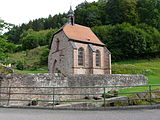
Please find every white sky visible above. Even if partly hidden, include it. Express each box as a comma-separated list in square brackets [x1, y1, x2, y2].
[0, 0, 97, 25]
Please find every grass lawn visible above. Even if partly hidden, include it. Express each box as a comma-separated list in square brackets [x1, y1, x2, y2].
[14, 65, 48, 74]
[112, 58, 160, 93]
[15, 69, 48, 74]
[112, 58, 160, 84]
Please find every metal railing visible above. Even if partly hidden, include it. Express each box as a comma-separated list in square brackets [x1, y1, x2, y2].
[0, 85, 160, 108]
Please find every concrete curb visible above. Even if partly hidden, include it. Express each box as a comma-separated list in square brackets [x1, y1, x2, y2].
[0, 104, 160, 111]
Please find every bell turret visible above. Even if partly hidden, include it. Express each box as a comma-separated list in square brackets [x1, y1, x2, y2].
[67, 6, 74, 25]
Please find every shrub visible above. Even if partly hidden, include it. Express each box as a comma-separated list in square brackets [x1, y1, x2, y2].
[16, 60, 26, 70]
[40, 47, 49, 65]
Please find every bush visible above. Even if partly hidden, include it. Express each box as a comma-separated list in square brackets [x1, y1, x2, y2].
[21, 29, 57, 50]
[0, 37, 17, 60]
[16, 60, 26, 70]
[92, 23, 160, 61]
[40, 47, 49, 65]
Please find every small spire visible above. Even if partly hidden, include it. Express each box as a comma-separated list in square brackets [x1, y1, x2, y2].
[69, 6, 74, 14]
[67, 6, 74, 25]
[84, 0, 88, 3]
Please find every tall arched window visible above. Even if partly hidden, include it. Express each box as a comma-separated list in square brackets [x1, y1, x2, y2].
[78, 47, 84, 66]
[96, 50, 100, 66]
[52, 60, 57, 73]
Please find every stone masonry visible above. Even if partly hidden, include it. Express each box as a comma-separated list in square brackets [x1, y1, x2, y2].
[0, 73, 147, 106]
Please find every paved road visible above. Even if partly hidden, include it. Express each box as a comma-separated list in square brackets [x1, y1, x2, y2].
[0, 108, 160, 120]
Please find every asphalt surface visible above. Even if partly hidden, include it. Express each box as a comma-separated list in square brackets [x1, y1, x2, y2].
[0, 108, 160, 120]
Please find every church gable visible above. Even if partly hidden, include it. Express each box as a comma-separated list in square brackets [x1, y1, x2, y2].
[48, 30, 73, 74]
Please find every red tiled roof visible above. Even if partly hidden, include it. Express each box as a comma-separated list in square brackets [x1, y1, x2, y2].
[63, 24, 105, 45]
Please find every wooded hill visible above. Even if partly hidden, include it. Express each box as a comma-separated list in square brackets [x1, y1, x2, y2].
[1, 0, 160, 70]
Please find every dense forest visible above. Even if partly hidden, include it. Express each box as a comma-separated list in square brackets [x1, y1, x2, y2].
[1, 0, 160, 70]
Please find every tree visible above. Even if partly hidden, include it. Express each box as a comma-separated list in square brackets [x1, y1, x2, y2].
[22, 33, 39, 50]
[75, 2, 105, 27]
[0, 37, 16, 60]
[92, 23, 159, 61]
[5, 26, 23, 44]
[4, 13, 66, 44]
[105, 0, 139, 25]
[40, 47, 49, 65]
[136, 23, 160, 53]
[0, 18, 6, 35]
[21, 29, 57, 50]
[0, 18, 13, 35]
[137, 0, 160, 30]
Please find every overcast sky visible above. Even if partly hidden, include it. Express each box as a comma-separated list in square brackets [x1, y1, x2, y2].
[0, 0, 97, 25]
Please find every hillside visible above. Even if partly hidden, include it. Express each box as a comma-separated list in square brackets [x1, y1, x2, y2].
[8, 46, 49, 73]
[1, 0, 160, 63]
[112, 58, 160, 84]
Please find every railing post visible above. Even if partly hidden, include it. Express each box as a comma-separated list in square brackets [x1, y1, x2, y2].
[149, 85, 152, 105]
[0, 86, 1, 105]
[7, 87, 11, 106]
[52, 87, 55, 108]
[103, 87, 106, 107]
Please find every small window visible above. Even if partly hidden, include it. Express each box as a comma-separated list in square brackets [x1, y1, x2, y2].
[56, 38, 60, 51]
[78, 47, 84, 66]
[96, 50, 100, 66]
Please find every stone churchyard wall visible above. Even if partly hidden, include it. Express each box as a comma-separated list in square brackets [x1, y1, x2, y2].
[0, 73, 147, 106]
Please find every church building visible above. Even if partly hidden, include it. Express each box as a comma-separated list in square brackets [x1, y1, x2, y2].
[48, 7, 111, 75]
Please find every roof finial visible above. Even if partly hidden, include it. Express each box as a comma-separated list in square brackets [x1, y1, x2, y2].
[67, 6, 75, 25]
[84, 0, 87, 3]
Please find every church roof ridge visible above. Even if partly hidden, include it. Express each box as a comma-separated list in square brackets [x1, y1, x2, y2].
[53, 23, 105, 46]
[63, 24, 105, 46]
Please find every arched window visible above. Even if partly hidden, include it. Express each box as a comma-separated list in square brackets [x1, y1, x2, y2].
[52, 60, 57, 73]
[78, 47, 84, 66]
[96, 50, 100, 66]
